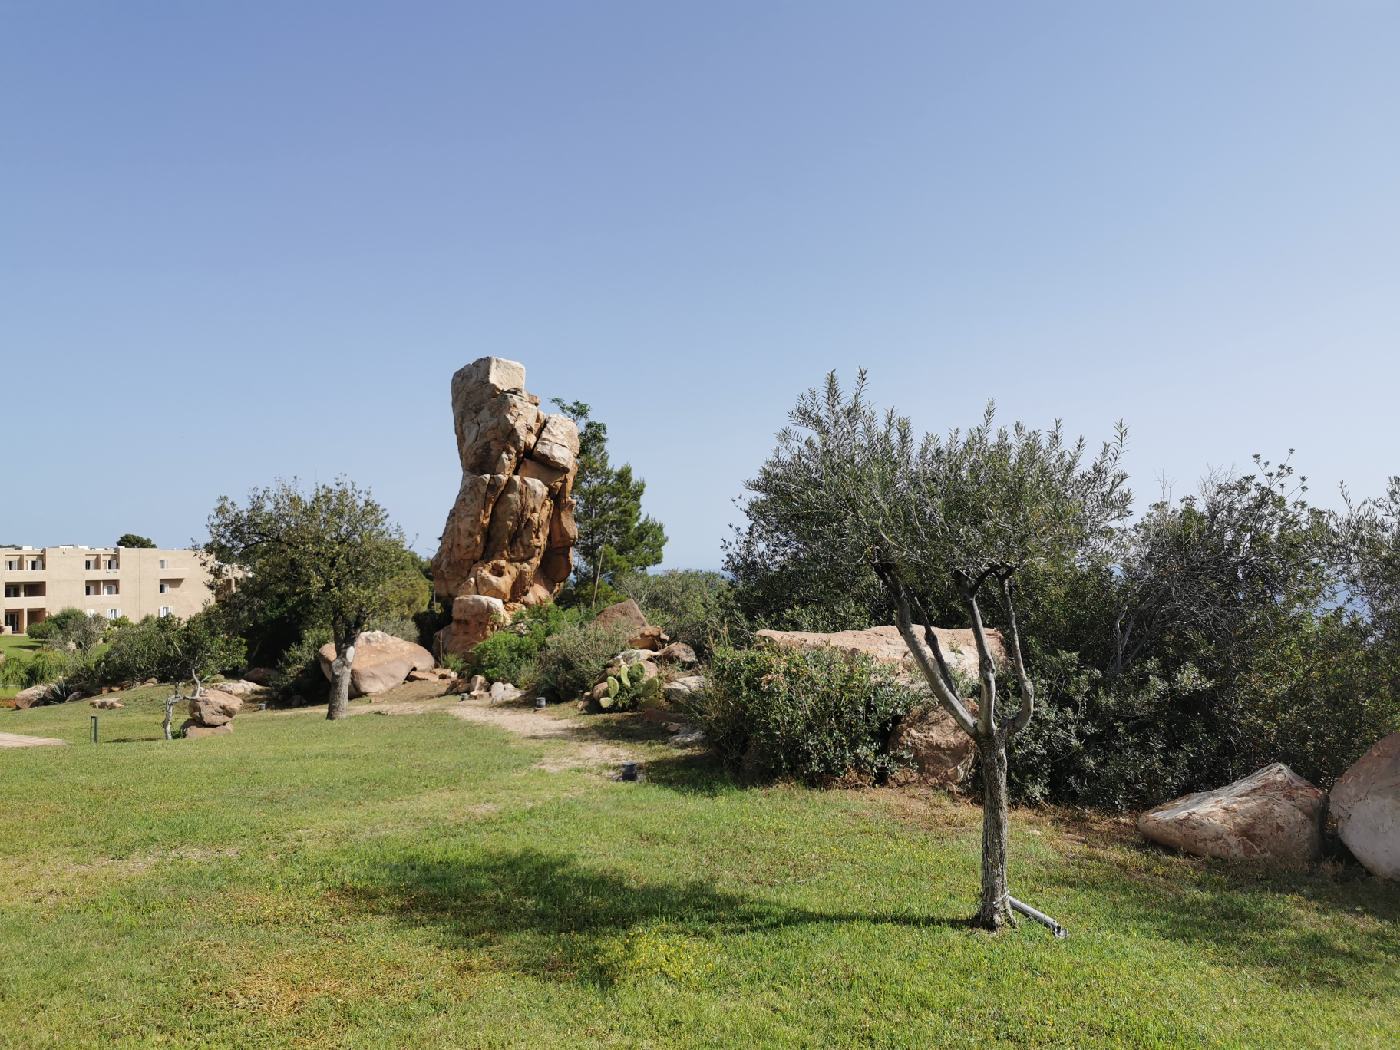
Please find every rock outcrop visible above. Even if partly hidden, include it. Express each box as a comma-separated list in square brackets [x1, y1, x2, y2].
[180, 687, 244, 738]
[755, 625, 1002, 683]
[317, 630, 436, 698]
[1137, 763, 1325, 865]
[431, 358, 579, 655]
[1329, 732, 1400, 879]
[755, 625, 1004, 788]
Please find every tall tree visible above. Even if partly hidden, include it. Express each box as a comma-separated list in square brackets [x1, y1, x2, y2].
[552, 400, 666, 606]
[747, 373, 1129, 930]
[116, 533, 156, 548]
[204, 479, 409, 720]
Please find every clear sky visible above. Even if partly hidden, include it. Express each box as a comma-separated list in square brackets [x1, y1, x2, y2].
[4, 2, 1397, 567]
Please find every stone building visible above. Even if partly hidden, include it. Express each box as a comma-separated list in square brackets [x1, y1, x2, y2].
[0, 545, 216, 633]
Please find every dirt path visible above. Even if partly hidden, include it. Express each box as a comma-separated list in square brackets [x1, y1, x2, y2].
[350, 690, 640, 772]
[0, 732, 67, 749]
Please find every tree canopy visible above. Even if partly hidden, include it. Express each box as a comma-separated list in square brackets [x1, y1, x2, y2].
[204, 478, 412, 719]
[116, 533, 156, 548]
[552, 399, 666, 606]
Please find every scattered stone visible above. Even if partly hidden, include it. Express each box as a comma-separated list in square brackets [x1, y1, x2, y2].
[662, 675, 707, 705]
[655, 642, 698, 666]
[406, 670, 438, 683]
[88, 698, 126, 710]
[316, 630, 437, 697]
[489, 681, 522, 703]
[242, 667, 277, 686]
[1137, 763, 1324, 865]
[467, 674, 488, 695]
[1329, 732, 1400, 880]
[431, 358, 580, 657]
[628, 625, 670, 651]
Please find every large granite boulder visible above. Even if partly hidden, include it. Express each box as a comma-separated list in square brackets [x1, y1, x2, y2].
[888, 704, 978, 788]
[755, 625, 1002, 683]
[431, 358, 579, 656]
[12, 684, 58, 710]
[188, 689, 243, 727]
[1329, 732, 1400, 879]
[1137, 763, 1324, 865]
[755, 625, 1004, 787]
[317, 630, 436, 698]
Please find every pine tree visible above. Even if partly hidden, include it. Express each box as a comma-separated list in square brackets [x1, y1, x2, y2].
[552, 400, 667, 606]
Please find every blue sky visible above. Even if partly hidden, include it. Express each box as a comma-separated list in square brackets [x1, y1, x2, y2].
[3, 2, 1397, 567]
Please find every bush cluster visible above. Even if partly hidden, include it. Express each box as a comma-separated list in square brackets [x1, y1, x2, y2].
[693, 644, 921, 786]
[533, 619, 633, 701]
[469, 604, 583, 686]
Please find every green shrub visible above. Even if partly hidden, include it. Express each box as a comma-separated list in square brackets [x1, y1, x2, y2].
[694, 645, 921, 785]
[27, 608, 105, 651]
[0, 649, 74, 692]
[273, 629, 332, 703]
[533, 619, 632, 701]
[470, 604, 583, 686]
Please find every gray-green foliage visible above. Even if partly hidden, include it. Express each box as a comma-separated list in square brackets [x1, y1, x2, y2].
[27, 609, 106, 652]
[695, 644, 921, 785]
[532, 619, 632, 701]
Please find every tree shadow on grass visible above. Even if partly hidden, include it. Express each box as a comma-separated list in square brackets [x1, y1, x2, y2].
[345, 846, 972, 986]
[1039, 843, 1400, 989]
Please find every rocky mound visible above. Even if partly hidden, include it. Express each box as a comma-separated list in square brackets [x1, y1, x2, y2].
[431, 358, 579, 655]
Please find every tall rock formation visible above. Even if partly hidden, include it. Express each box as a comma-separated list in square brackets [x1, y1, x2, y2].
[431, 358, 579, 655]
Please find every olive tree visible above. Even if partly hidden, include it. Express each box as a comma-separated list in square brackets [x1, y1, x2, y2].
[205, 479, 408, 720]
[759, 372, 1129, 930]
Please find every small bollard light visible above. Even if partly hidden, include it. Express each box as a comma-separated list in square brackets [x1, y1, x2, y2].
[90, 715, 98, 744]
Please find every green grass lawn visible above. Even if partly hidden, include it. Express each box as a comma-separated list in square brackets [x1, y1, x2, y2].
[0, 633, 42, 699]
[1, 691, 1396, 1049]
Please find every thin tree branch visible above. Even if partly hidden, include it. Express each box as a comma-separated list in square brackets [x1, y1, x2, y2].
[872, 556, 979, 739]
[999, 576, 1035, 736]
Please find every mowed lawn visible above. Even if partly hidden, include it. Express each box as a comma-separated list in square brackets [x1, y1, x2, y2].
[0, 633, 42, 699]
[0, 691, 1396, 1049]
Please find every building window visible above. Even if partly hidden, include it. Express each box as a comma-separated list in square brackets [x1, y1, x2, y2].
[159, 581, 170, 594]
[159, 606, 171, 618]
[4, 585, 18, 598]
[29, 559, 42, 571]
[107, 609, 120, 620]
[103, 583, 118, 596]
[104, 558, 117, 570]
[159, 559, 169, 569]
[84, 558, 94, 570]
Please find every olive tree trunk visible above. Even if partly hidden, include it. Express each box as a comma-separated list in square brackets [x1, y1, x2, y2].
[327, 634, 356, 720]
[976, 732, 1012, 929]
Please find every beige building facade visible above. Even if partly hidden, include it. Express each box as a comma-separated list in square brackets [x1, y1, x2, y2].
[0, 545, 216, 634]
